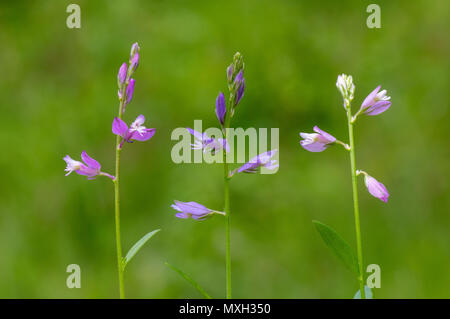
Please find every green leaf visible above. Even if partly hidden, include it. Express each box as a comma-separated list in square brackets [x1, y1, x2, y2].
[165, 262, 212, 299]
[123, 229, 161, 268]
[312, 220, 359, 275]
[353, 286, 373, 299]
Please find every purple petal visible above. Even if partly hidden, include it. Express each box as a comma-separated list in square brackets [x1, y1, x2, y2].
[364, 101, 391, 116]
[81, 151, 101, 170]
[112, 117, 129, 138]
[131, 128, 155, 141]
[186, 127, 204, 141]
[215, 92, 226, 125]
[313, 126, 336, 143]
[360, 85, 381, 110]
[300, 140, 327, 152]
[75, 164, 98, 178]
[134, 114, 145, 126]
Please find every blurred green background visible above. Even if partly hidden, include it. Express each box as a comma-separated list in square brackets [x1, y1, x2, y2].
[0, 0, 449, 298]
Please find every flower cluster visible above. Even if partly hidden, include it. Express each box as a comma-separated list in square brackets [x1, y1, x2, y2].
[300, 74, 391, 202]
[64, 42, 155, 180]
[171, 52, 277, 221]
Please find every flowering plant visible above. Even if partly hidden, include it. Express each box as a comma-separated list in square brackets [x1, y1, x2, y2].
[300, 74, 391, 298]
[168, 52, 277, 298]
[64, 43, 159, 298]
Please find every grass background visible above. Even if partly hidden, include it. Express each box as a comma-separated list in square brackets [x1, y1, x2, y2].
[0, 0, 449, 298]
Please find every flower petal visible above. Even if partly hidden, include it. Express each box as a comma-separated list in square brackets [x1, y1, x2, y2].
[112, 117, 129, 138]
[300, 140, 327, 152]
[81, 151, 101, 170]
[360, 85, 381, 110]
[131, 128, 155, 141]
[364, 101, 391, 116]
[313, 126, 336, 143]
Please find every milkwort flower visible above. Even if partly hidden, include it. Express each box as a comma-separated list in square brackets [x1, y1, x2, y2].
[357, 170, 389, 203]
[64, 151, 114, 180]
[171, 200, 225, 220]
[358, 85, 391, 116]
[231, 150, 278, 176]
[299, 126, 336, 152]
[187, 128, 229, 154]
[113, 115, 155, 148]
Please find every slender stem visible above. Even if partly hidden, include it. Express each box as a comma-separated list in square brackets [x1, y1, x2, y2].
[224, 159, 231, 299]
[346, 107, 365, 299]
[223, 93, 233, 299]
[114, 96, 125, 299]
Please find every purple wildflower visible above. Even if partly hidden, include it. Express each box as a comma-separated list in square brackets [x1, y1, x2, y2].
[112, 115, 155, 148]
[359, 85, 391, 116]
[187, 128, 229, 154]
[299, 126, 336, 152]
[216, 92, 226, 126]
[233, 149, 278, 175]
[363, 174, 389, 203]
[117, 63, 127, 87]
[171, 200, 224, 220]
[64, 151, 114, 180]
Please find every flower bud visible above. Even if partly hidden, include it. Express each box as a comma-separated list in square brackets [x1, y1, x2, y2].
[226, 63, 234, 84]
[125, 78, 135, 107]
[336, 74, 355, 107]
[233, 52, 244, 73]
[117, 63, 127, 87]
[129, 42, 140, 61]
[215, 92, 226, 126]
[129, 52, 139, 74]
[364, 174, 389, 202]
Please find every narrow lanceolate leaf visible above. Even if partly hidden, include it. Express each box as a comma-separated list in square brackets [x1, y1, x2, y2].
[312, 220, 359, 275]
[353, 286, 373, 299]
[123, 229, 161, 268]
[165, 262, 212, 299]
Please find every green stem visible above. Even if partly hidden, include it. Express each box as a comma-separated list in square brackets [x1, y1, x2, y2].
[346, 108, 365, 299]
[224, 162, 231, 299]
[223, 94, 233, 299]
[114, 97, 125, 299]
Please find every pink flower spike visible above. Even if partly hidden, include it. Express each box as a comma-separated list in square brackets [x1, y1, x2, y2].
[299, 126, 336, 152]
[364, 174, 389, 203]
